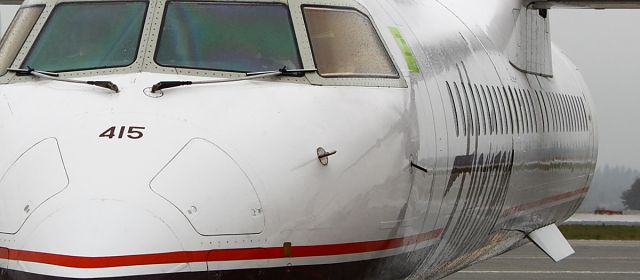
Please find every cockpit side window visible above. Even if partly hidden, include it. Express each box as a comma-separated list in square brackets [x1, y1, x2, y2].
[0, 6, 43, 76]
[302, 6, 398, 78]
[155, 1, 302, 73]
[21, 1, 148, 72]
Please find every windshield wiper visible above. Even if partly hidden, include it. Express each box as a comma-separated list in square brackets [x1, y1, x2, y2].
[151, 67, 317, 93]
[8, 67, 120, 93]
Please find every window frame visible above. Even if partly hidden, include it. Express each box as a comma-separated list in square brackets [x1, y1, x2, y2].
[491, 86, 504, 135]
[153, 0, 304, 75]
[551, 92, 562, 132]
[0, 4, 44, 77]
[520, 90, 528, 133]
[534, 90, 547, 133]
[291, 0, 406, 88]
[548, 92, 556, 132]
[571, 95, 582, 132]
[301, 5, 398, 79]
[493, 86, 506, 135]
[500, 87, 514, 135]
[573, 96, 585, 131]
[454, 82, 468, 137]
[21, 0, 150, 73]
[507, 87, 520, 134]
[525, 90, 537, 133]
[446, 81, 460, 137]
[2, 0, 406, 88]
[559, 93, 568, 132]
[483, 85, 497, 135]
[578, 96, 590, 131]
[1, 0, 155, 84]
[474, 84, 487, 135]
[141, 0, 309, 84]
[463, 83, 477, 136]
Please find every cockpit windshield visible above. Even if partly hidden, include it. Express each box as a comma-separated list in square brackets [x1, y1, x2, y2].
[155, 1, 302, 73]
[21, 1, 147, 72]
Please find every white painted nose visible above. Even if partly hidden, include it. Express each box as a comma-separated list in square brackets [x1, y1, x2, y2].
[0, 138, 68, 235]
[150, 138, 264, 236]
[16, 200, 186, 277]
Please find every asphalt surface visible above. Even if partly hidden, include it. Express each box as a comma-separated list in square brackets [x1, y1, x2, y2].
[445, 240, 640, 280]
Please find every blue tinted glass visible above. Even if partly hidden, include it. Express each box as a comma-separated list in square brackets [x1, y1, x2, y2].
[22, 2, 147, 72]
[156, 2, 301, 72]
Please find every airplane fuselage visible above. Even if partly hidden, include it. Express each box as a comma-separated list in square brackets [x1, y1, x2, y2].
[0, 0, 597, 279]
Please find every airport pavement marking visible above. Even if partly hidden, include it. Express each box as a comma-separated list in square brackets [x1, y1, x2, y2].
[460, 271, 640, 274]
[493, 256, 640, 260]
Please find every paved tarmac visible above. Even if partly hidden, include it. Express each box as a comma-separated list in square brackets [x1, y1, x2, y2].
[445, 240, 640, 280]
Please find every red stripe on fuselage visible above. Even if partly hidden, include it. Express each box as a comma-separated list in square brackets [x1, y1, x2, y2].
[0, 229, 443, 269]
[8, 250, 209, 269]
[501, 187, 588, 217]
[0, 187, 586, 269]
[291, 229, 443, 258]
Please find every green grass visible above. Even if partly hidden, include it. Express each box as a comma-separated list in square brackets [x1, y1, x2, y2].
[559, 225, 640, 240]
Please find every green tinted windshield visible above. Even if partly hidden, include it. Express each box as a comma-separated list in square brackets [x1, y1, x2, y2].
[155, 2, 301, 73]
[22, 1, 147, 72]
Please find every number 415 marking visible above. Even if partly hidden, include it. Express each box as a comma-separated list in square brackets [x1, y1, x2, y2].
[99, 126, 146, 139]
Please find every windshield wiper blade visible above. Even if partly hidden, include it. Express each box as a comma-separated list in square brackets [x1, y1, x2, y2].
[151, 66, 317, 93]
[8, 67, 120, 93]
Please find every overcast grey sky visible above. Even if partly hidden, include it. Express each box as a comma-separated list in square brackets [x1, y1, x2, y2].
[1, 7, 638, 170]
[552, 10, 640, 170]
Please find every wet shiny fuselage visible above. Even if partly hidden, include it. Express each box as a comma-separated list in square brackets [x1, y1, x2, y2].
[0, 0, 596, 279]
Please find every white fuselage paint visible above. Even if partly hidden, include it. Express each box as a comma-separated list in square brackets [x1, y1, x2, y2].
[0, 0, 599, 279]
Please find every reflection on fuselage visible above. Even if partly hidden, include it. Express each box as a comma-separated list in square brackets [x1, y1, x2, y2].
[0, 0, 600, 279]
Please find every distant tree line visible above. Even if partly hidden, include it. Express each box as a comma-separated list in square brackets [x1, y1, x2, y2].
[622, 178, 640, 210]
[578, 165, 640, 212]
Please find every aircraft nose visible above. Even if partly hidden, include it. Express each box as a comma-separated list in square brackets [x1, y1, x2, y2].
[15, 199, 188, 278]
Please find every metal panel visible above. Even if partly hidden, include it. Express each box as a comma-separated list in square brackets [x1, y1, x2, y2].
[529, 0, 640, 9]
[528, 223, 575, 262]
[150, 138, 264, 236]
[0, 138, 68, 234]
[507, 7, 553, 77]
